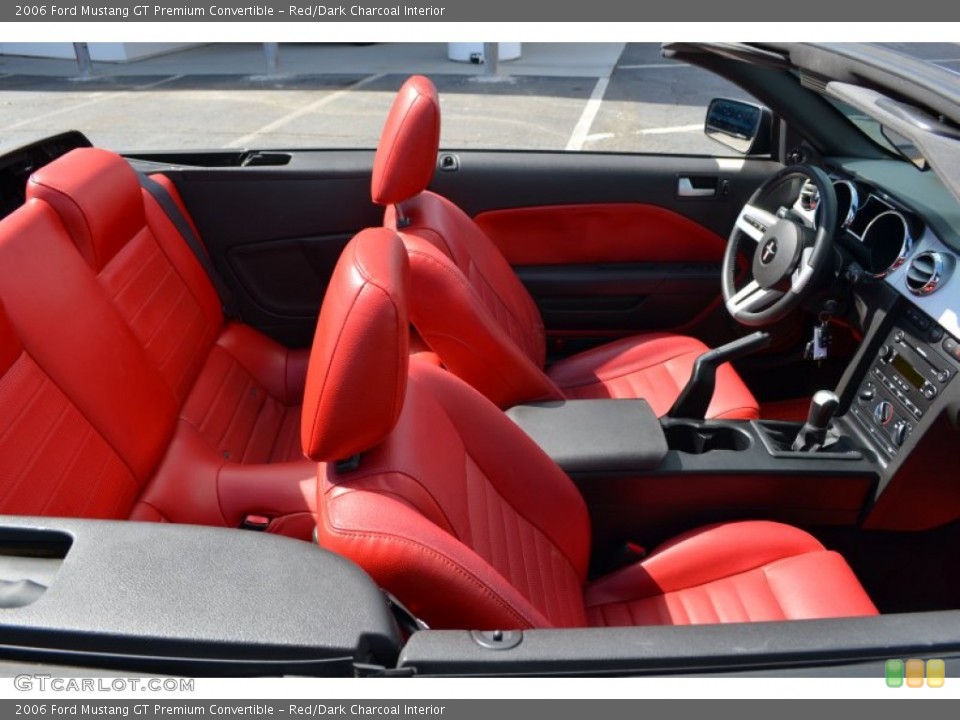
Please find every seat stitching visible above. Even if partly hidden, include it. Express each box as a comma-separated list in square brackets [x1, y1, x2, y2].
[116, 253, 173, 337]
[0, 390, 72, 507]
[331, 468, 459, 537]
[328, 524, 542, 629]
[0, 352, 143, 484]
[38, 422, 94, 515]
[217, 371, 263, 457]
[0, 358, 47, 445]
[143, 191, 227, 324]
[194, 354, 239, 433]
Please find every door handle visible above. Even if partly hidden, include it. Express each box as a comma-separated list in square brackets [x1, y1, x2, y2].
[677, 177, 717, 198]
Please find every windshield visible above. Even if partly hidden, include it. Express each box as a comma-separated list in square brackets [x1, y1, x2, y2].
[815, 42, 960, 169]
[823, 95, 926, 167]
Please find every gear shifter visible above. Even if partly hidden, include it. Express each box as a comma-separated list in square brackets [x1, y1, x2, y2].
[791, 390, 840, 452]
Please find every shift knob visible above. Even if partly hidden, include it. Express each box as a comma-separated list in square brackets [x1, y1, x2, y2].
[792, 390, 840, 452]
[806, 389, 840, 430]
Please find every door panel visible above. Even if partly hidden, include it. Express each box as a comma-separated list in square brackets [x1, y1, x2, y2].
[474, 203, 727, 266]
[431, 152, 781, 350]
[150, 150, 381, 347]
[430, 152, 778, 232]
[516, 262, 722, 348]
[228, 233, 355, 317]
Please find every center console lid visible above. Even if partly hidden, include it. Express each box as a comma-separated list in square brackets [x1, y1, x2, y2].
[506, 399, 668, 473]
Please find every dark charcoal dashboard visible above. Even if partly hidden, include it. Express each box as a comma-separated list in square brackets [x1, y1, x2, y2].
[818, 163, 960, 483]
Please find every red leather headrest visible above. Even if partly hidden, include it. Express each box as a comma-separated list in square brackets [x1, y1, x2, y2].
[371, 75, 441, 207]
[301, 228, 410, 461]
[27, 148, 146, 272]
[0, 301, 22, 376]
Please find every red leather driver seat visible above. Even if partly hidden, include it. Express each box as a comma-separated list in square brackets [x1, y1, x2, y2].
[301, 227, 877, 630]
[371, 75, 759, 419]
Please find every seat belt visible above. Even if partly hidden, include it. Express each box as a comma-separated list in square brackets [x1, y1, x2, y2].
[138, 173, 239, 319]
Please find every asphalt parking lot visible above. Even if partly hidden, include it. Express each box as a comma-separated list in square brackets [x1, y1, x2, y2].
[0, 42, 759, 155]
[0, 42, 958, 156]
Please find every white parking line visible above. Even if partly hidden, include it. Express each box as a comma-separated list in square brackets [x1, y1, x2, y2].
[566, 77, 610, 152]
[639, 124, 703, 135]
[582, 132, 615, 143]
[0, 75, 184, 133]
[227, 73, 385, 149]
[617, 63, 691, 70]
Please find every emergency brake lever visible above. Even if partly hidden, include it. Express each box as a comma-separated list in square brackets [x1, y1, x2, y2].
[666, 331, 771, 420]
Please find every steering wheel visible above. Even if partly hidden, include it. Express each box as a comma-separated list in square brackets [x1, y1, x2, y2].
[722, 165, 837, 327]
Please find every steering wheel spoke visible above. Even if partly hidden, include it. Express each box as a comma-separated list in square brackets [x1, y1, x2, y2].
[790, 246, 815, 292]
[725, 280, 779, 315]
[734, 204, 779, 243]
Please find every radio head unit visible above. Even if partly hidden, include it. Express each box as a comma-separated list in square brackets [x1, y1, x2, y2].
[851, 306, 957, 460]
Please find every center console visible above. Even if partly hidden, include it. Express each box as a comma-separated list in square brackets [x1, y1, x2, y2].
[506, 297, 960, 545]
[848, 306, 959, 461]
[506, 397, 880, 549]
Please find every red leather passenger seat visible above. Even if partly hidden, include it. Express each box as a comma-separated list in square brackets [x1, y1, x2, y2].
[372, 76, 758, 419]
[302, 227, 877, 629]
[0, 150, 315, 538]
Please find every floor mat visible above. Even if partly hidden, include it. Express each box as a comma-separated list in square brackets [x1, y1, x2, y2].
[815, 521, 960, 614]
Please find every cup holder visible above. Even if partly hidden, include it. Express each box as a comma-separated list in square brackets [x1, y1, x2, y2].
[664, 423, 751, 454]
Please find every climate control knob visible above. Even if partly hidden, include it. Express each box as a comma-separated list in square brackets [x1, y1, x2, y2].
[874, 400, 894, 426]
[892, 420, 910, 447]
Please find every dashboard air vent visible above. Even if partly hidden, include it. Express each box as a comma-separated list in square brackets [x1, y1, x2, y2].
[906, 251, 945, 295]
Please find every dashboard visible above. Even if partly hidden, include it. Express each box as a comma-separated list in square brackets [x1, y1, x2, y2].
[800, 169, 958, 337]
[801, 164, 960, 466]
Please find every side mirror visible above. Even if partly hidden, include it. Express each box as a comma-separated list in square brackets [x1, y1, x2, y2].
[705, 98, 773, 156]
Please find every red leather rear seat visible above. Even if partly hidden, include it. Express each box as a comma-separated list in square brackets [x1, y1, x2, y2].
[0, 200, 157, 520]
[0, 149, 315, 538]
[27, 149, 308, 466]
[0, 296, 143, 519]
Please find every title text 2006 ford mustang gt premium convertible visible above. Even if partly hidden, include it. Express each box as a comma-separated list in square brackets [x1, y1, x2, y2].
[1, 42, 959, 678]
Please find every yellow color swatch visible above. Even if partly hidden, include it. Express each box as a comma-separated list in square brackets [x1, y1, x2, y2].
[927, 659, 945, 688]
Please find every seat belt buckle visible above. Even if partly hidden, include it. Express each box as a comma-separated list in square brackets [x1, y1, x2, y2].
[241, 514, 272, 531]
